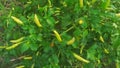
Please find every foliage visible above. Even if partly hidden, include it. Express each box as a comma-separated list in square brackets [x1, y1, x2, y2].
[0, 0, 120, 68]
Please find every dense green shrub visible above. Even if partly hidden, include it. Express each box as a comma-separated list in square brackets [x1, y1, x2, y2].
[0, 0, 120, 68]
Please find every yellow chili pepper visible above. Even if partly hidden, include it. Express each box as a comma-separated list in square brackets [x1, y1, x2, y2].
[34, 14, 42, 27]
[116, 13, 120, 17]
[36, 51, 40, 56]
[11, 16, 24, 25]
[0, 46, 7, 49]
[38, 4, 40, 9]
[10, 37, 24, 43]
[16, 65, 24, 68]
[31, 63, 35, 68]
[79, 19, 83, 24]
[104, 0, 111, 9]
[116, 61, 119, 68]
[92, 0, 96, 4]
[24, 56, 32, 60]
[113, 23, 118, 28]
[6, 42, 22, 50]
[79, 0, 83, 8]
[104, 48, 109, 54]
[67, 37, 75, 45]
[100, 36, 104, 43]
[72, 52, 90, 63]
[97, 59, 101, 64]
[87, 1, 90, 6]
[27, 1, 32, 4]
[53, 30, 62, 42]
[80, 45, 85, 54]
[48, 0, 52, 7]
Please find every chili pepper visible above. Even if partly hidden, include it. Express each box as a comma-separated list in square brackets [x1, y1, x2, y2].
[104, 0, 111, 9]
[31, 63, 35, 68]
[34, 14, 42, 27]
[104, 48, 109, 54]
[80, 45, 85, 54]
[10, 37, 24, 43]
[72, 52, 90, 63]
[92, 0, 96, 4]
[79, 0, 83, 8]
[100, 36, 104, 43]
[116, 13, 120, 17]
[53, 30, 62, 42]
[67, 37, 75, 45]
[97, 59, 101, 64]
[11, 16, 24, 25]
[6, 42, 22, 50]
[24, 56, 32, 60]
[16, 65, 24, 68]
[116, 61, 119, 68]
[79, 19, 83, 24]
[0, 46, 7, 49]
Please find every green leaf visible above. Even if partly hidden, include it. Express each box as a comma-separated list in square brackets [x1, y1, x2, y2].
[81, 20, 88, 29]
[87, 44, 98, 60]
[49, 54, 59, 64]
[83, 30, 88, 38]
[73, 28, 81, 36]
[21, 42, 30, 53]
[46, 17, 55, 28]
[30, 43, 39, 51]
